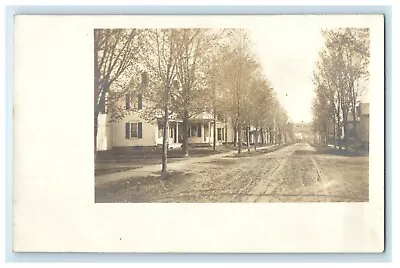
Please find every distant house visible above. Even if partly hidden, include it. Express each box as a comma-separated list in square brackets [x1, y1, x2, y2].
[323, 102, 369, 149]
[324, 102, 369, 149]
[294, 132, 303, 141]
[347, 103, 369, 149]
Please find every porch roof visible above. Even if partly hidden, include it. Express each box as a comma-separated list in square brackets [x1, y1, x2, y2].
[156, 118, 183, 123]
[188, 112, 215, 122]
[189, 118, 214, 123]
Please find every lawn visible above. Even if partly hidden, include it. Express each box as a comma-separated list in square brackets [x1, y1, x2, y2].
[95, 145, 236, 176]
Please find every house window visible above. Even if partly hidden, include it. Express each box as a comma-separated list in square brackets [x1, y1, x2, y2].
[125, 122, 143, 139]
[125, 93, 142, 110]
[217, 128, 222, 141]
[131, 123, 138, 138]
[125, 94, 131, 110]
[170, 126, 174, 138]
[191, 125, 198, 137]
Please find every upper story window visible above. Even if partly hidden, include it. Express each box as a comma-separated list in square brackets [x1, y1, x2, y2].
[125, 93, 143, 111]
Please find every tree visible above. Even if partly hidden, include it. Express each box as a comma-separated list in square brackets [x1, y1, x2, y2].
[94, 29, 143, 158]
[200, 30, 237, 151]
[215, 29, 260, 154]
[204, 29, 287, 153]
[205, 55, 223, 151]
[313, 28, 370, 150]
[313, 47, 343, 148]
[140, 29, 183, 179]
[247, 75, 275, 149]
[173, 29, 220, 156]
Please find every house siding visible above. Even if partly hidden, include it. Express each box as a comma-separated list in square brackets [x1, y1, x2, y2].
[96, 113, 112, 151]
[225, 121, 236, 143]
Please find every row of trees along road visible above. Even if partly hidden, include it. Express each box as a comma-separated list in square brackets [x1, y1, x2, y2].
[312, 28, 370, 150]
[94, 28, 292, 179]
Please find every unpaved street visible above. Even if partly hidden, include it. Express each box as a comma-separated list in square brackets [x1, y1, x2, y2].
[95, 143, 369, 203]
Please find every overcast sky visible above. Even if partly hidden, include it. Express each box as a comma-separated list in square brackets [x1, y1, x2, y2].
[247, 15, 374, 124]
[249, 17, 325, 124]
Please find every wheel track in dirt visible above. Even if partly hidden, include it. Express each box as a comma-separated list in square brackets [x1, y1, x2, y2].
[166, 144, 297, 202]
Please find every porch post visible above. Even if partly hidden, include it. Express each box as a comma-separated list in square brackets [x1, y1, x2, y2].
[203, 123, 206, 142]
[208, 121, 211, 145]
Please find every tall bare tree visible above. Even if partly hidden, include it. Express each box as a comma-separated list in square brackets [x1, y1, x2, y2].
[173, 29, 220, 156]
[140, 29, 182, 179]
[313, 28, 370, 150]
[94, 29, 143, 158]
[215, 29, 259, 154]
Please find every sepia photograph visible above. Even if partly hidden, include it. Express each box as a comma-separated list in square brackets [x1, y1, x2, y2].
[94, 22, 371, 203]
[13, 14, 384, 253]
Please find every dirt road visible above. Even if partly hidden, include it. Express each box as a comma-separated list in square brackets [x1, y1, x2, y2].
[95, 143, 369, 203]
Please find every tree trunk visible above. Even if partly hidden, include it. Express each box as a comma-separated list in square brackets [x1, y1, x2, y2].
[213, 111, 217, 151]
[94, 112, 99, 162]
[161, 111, 169, 180]
[225, 120, 228, 146]
[269, 127, 273, 144]
[238, 123, 242, 154]
[333, 116, 336, 148]
[336, 111, 341, 150]
[343, 119, 349, 151]
[325, 124, 328, 145]
[342, 106, 349, 151]
[182, 110, 189, 157]
[254, 128, 258, 150]
[319, 125, 322, 144]
[279, 130, 282, 145]
[246, 127, 250, 152]
[260, 128, 264, 145]
[161, 85, 170, 180]
[233, 126, 237, 147]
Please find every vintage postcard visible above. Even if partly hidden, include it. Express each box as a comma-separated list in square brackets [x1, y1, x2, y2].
[13, 14, 384, 252]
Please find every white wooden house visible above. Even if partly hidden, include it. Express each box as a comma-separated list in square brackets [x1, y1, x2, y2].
[96, 94, 236, 151]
